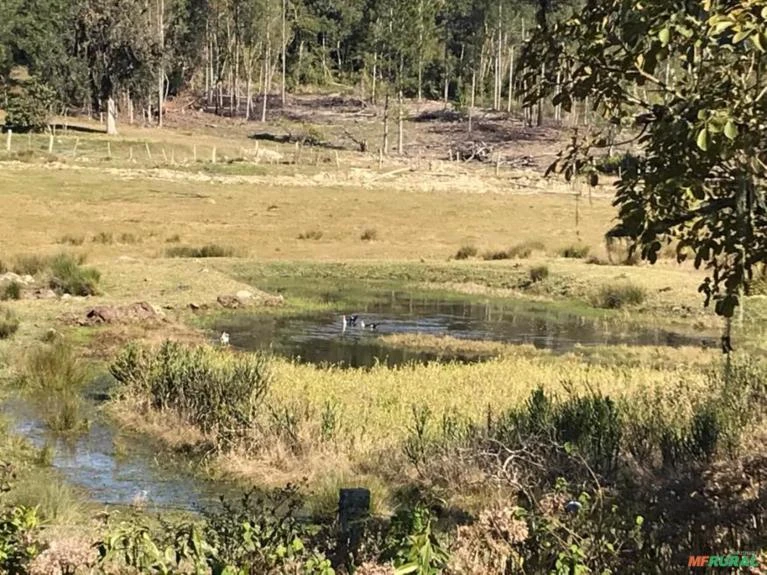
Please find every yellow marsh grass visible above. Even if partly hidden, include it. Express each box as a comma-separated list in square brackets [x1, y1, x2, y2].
[267, 355, 710, 449]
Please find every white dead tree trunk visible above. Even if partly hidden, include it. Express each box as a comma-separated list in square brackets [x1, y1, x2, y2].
[157, 0, 164, 127]
[106, 98, 118, 135]
[281, 0, 286, 106]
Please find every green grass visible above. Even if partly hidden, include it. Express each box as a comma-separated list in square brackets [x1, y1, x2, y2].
[454, 245, 478, 260]
[48, 253, 101, 296]
[0, 307, 19, 339]
[1, 281, 22, 301]
[594, 283, 646, 309]
[165, 244, 237, 258]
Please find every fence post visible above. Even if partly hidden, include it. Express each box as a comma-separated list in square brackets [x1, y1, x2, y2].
[337, 488, 370, 566]
[5, 129, 11, 153]
[211, 146, 217, 163]
[48, 133, 54, 154]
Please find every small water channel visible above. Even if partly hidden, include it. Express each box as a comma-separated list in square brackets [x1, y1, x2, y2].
[215, 292, 717, 368]
[3, 395, 238, 512]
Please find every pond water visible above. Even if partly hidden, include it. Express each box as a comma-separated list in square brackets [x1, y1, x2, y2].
[215, 293, 717, 368]
[3, 397, 238, 512]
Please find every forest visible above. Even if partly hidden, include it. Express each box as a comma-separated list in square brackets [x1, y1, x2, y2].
[0, 0, 581, 127]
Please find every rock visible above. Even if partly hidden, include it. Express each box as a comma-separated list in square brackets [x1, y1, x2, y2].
[81, 302, 165, 325]
[60, 294, 72, 301]
[0, 272, 22, 284]
[33, 289, 57, 299]
[235, 290, 254, 300]
[216, 294, 242, 309]
[21, 275, 34, 284]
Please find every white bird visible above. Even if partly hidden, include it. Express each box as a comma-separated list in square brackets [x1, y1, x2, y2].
[220, 332, 230, 345]
[359, 319, 365, 329]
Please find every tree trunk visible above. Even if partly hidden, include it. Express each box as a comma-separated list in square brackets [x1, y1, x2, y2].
[397, 89, 404, 155]
[281, 0, 286, 106]
[157, 0, 164, 127]
[261, 41, 270, 122]
[106, 97, 118, 135]
[383, 92, 389, 156]
[536, 64, 544, 127]
[246, 72, 252, 120]
[372, 52, 378, 104]
[469, 71, 475, 133]
[507, 45, 514, 113]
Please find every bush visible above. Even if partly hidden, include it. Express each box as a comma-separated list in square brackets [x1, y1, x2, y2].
[360, 228, 378, 241]
[4, 77, 55, 132]
[508, 240, 546, 259]
[12, 254, 52, 276]
[91, 231, 113, 244]
[165, 234, 181, 243]
[57, 234, 85, 246]
[0, 308, 19, 339]
[297, 230, 324, 240]
[454, 245, 478, 260]
[529, 265, 549, 283]
[594, 283, 646, 309]
[48, 254, 100, 296]
[482, 249, 511, 261]
[165, 244, 236, 257]
[1, 281, 22, 301]
[110, 341, 272, 448]
[558, 243, 591, 259]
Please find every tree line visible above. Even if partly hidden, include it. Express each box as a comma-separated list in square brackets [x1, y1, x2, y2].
[0, 0, 582, 130]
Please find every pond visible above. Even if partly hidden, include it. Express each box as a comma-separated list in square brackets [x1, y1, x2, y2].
[215, 291, 717, 368]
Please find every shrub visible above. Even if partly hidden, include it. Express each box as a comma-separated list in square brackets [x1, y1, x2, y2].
[361, 228, 378, 241]
[507, 240, 546, 259]
[57, 234, 85, 246]
[48, 253, 100, 296]
[12, 254, 51, 276]
[165, 244, 236, 258]
[165, 234, 181, 243]
[482, 249, 510, 261]
[0, 307, 19, 339]
[297, 230, 324, 240]
[558, 243, 591, 259]
[91, 231, 113, 244]
[1, 281, 22, 301]
[118, 232, 139, 244]
[606, 237, 641, 265]
[594, 283, 646, 309]
[110, 341, 272, 448]
[529, 265, 549, 283]
[454, 245, 478, 260]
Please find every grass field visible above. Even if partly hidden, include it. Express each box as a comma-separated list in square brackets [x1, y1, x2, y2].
[1, 111, 766, 571]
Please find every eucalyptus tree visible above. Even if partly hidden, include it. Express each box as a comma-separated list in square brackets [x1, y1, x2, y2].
[76, 0, 160, 133]
[521, 0, 767, 322]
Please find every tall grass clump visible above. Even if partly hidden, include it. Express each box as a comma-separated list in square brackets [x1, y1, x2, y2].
[0, 307, 19, 339]
[48, 253, 101, 296]
[507, 240, 546, 259]
[91, 231, 114, 244]
[360, 228, 378, 241]
[1, 281, 22, 301]
[454, 244, 478, 260]
[12, 254, 52, 276]
[22, 342, 90, 432]
[297, 230, 324, 240]
[558, 243, 591, 259]
[529, 265, 549, 283]
[110, 341, 272, 448]
[165, 244, 236, 258]
[57, 234, 85, 246]
[593, 283, 646, 309]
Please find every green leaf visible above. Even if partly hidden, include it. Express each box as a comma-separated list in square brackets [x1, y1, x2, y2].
[752, 32, 766, 53]
[658, 27, 670, 46]
[733, 29, 751, 43]
[724, 119, 738, 140]
[696, 128, 709, 151]
[636, 515, 645, 526]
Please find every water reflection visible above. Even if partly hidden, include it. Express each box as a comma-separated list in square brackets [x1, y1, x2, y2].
[216, 293, 715, 368]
